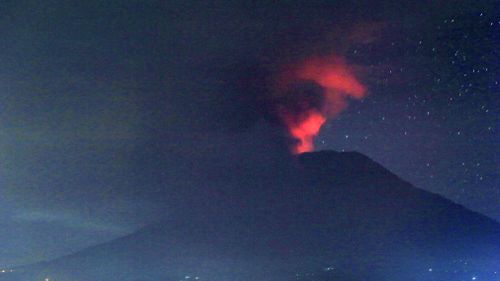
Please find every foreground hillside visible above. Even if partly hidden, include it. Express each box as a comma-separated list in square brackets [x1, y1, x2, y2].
[4, 151, 499, 281]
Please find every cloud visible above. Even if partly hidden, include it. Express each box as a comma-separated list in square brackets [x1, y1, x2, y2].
[12, 209, 127, 234]
[348, 22, 387, 44]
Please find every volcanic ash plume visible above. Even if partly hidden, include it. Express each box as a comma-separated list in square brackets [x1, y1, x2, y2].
[274, 55, 366, 154]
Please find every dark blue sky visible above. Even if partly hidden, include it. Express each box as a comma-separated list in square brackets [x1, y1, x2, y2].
[0, 0, 498, 267]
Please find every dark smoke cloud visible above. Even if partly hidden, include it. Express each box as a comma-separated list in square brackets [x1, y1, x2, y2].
[217, 53, 367, 154]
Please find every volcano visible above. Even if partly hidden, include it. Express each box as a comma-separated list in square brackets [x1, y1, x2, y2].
[5, 151, 499, 281]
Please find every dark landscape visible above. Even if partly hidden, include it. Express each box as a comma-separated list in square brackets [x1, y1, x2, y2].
[1, 1, 498, 281]
[3, 151, 499, 281]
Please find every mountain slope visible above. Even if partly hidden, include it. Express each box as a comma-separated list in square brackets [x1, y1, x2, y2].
[5, 151, 500, 281]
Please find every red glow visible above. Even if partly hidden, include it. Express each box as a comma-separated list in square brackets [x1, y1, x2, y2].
[296, 57, 365, 99]
[277, 55, 366, 154]
[284, 110, 326, 154]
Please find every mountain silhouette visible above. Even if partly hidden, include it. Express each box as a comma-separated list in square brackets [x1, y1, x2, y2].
[4, 151, 499, 281]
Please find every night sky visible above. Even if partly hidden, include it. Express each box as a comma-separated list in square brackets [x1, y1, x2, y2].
[0, 0, 498, 267]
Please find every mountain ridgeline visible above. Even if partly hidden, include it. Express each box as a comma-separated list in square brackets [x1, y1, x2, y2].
[4, 151, 500, 281]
